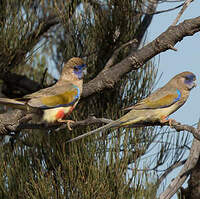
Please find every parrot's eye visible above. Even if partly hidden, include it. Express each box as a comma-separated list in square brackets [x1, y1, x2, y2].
[185, 77, 190, 81]
[183, 74, 196, 90]
[185, 74, 195, 81]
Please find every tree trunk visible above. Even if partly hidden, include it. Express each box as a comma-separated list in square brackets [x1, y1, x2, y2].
[180, 156, 200, 199]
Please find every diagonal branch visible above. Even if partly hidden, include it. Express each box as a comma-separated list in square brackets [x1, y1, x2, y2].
[172, 0, 194, 26]
[2, 15, 60, 70]
[0, 72, 42, 98]
[131, 0, 158, 52]
[156, 159, 187, 187]
[0, 15, 60, 97]
[103, 39, 138, 70]
[0, 16, 200, 132]
[82, 16, 200, 97]
[2, 16, 200, 99]
[159, 122, 200, 199]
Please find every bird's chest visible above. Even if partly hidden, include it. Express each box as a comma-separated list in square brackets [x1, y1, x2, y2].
[156, 104, 180, 118]
[42, 106, 74, 123]
[153, 99, 187, 121]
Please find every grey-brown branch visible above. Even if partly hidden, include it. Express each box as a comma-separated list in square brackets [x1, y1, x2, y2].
[0, 111, 200, 143]
[0, 16, 200, 135]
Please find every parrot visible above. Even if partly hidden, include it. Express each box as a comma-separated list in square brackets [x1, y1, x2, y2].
[67, 71, 196, 142]
[0, 57, 86, 130]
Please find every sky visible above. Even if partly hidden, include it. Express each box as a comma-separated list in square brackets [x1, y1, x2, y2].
[148, 0, 200, 125]
[147, 1, 200, 198]
[39, 2, 199, 198]
[8, 1, 199, 198]
[28, 2, 200, 198]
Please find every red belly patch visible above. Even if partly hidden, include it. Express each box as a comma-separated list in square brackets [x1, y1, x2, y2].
[56, 109, 65, 119]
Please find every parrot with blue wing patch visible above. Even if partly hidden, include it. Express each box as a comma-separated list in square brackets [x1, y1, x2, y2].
[67, 71, 196, 142]
[0, 57, 86, 130]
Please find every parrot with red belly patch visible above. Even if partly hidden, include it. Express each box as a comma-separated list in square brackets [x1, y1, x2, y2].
[0, 57, 86, 130]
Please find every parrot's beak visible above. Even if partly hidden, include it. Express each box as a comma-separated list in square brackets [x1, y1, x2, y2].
[83, 68, 87, 75]
[194, 80, 197, 87]
[82, 64, 87, 75]
[190, 80, 197, 90]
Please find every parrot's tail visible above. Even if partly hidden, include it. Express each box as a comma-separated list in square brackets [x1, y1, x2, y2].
[67, 119, 123, 143]
[0, 98, 26, 110]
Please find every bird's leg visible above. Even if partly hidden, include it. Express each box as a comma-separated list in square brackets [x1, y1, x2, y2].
[57, 119, 75, 131]
[55, 109, 75, 130]
[160, 116, 176, 127]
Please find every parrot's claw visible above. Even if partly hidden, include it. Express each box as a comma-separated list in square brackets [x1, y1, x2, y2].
[160, 116, 176, 127]
[57, 119, 75, 130]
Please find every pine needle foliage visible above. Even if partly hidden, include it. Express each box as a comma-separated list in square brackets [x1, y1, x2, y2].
[0, 0, 191, 198]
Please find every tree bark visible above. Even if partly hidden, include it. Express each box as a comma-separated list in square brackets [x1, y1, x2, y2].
[82, 16, 200, 97]
[180, 157, 200, 199]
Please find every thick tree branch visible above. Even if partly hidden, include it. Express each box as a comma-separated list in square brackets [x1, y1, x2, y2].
[2, 16, 200, 98]
[186, 154, 200, 198]
[82, 16, 200, 97]
[0, 16, 200, 132]
[159, 122, 200, 199]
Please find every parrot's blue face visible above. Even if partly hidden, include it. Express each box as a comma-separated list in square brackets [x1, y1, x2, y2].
[73, 64, 87, 79]
[184, 73, 196, 90]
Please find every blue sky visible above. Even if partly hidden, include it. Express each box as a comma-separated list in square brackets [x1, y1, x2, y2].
[148, 1, 200, 125]
[38, 2, 200, 197]
[148, 1, 200, 198]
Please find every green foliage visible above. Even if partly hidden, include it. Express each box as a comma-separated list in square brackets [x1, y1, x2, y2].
[0, 127, 158, 199]
[0, 0, 39, 70]
[0, 0, 191, 198]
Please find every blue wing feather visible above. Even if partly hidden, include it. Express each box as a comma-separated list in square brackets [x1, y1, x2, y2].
[174, 89, 181, 103]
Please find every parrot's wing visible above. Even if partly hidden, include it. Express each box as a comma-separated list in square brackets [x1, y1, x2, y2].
[23, 83, 80, 109]
[124, 86, 181, 111]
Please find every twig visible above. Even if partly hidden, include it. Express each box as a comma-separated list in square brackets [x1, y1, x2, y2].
[82, 16, 200, 97]
[103, 39, 138, 70]
[172, 0, 194, 26]
[170, 121, 200, 141]
[0, 115, 114, 135]
[131, 0, 158, 52]
[54, 116, 113, 132]
[0, 17, 200, 132]
[156, 159, 187, 187]
[153, 3, 184, 15]
[40, 68, 48, 88]
[1, 113, 200, 142]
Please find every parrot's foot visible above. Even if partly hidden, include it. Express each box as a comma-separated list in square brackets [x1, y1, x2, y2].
[57, 119, 75, 130]
[160, 116, 176, 127]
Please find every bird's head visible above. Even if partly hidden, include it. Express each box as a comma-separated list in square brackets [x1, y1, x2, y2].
[172, 71, 196, 91]
[60, 57, 87, 81]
